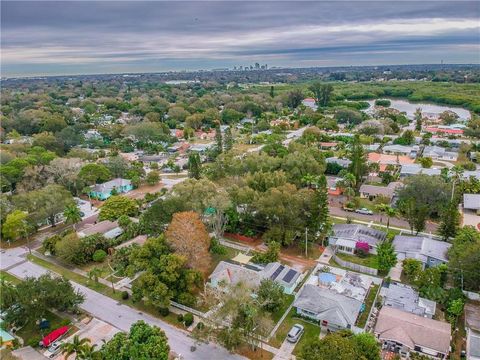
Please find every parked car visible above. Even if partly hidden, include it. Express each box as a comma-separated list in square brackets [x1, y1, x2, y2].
[355, 207, 373, 215]
[43, 341, 63, 359]
[287, 324, 304, 343]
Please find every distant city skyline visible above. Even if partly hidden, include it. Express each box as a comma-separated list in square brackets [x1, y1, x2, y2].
[1, 1, 479, 77]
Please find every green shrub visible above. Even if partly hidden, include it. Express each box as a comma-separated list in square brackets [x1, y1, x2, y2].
[59, 318, 72, 327]
[159, 307, 170, 317]
[196, 322, 205, 330]
[209, 238, 227, 255]
[121, 291, 129, 300]
[183, 313, 194, 327]
[177, 314, 184, 322]
[43, 235, 62, 255]
[92, 249, 107, 262]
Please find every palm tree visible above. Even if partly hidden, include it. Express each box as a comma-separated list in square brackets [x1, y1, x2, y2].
[88, 267, 102, 283]
[77, 343, 99, 360]
[384, 206, 397, 231]
[63, 204, 82, 230]
[450, 165, 464, 200]
[61, 335, 91, 359]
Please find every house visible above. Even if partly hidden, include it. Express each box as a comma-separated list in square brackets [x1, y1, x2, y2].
[115, 235, 148, 249]
[302, 98, 317, 110]
[400, 164, 442, 178]
[359, 182, 403, 201]
[375, 307, 450, 359]
[326, 157, 352, 168]
[293, 266, 377, 331]
[465, 303, 480, 360]
[464, 194, 480, 215]
[89, 178, 133, 200]
[382, 144, 419, 158]
[392, 235, 451, 269]
[138, 154, 168, 166]
[329, 224, 387, 255]
[368, 153, 415, 172]
[209, 260, 301, 294]
[319, 142, 338, 150]
[189, 142, 215, 153]
[77, 220, 123, 239]
[422, 146, 458, 161]
[424, 126, 464, 136]
[380, 282, 436, 318]
[462, 170, 480, 181]
[363, 144, 381, 152]
[327, 176, 343, 196]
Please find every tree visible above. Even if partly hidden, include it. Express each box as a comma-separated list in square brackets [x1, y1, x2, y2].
[77, 343, 100, 360]
[270, 85, 275, 98]
[100, 321, 169, 360]
[448, 226, 480, 291]
[439, 110, 459, 125]
[165, 211, 211, 274]
[256, 279, 286, 312]
[63, 204, 82, 230]
[215, 124, 223, 154]
[79, 163, 111, 185]
[376, 204, 397, 230]
[13, 184, 75, 227]
[188, 153, 202, 180]
[2, 210, 29, 241]
[403, 259, 423, 283]
[224, 127, 234, 151]
[286, 89, 304, 109]
[414, 108, 423, 131]
[348, 135, 367, 191]
[146, 170, 160, 186]
[309, 82, 333, 107]
[87, 267, 102, 283]
[376, 241, 397, 273]
[298, 333, 357, 360]
[353, 333, 381, 360]
[99, 195, 138, 221]
[61, 335, 91, 359]
[310, 175, 331, 242]
[438, 200, 460, 241]
[394, 130, 415, 145]
[0, 274, 84, 327]
[401, 198, 429, 234]
[447, 298, 465, 325]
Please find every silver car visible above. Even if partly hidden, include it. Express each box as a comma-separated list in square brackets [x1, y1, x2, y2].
[355, 207, 373, 215]
[287, 324, 304, 343]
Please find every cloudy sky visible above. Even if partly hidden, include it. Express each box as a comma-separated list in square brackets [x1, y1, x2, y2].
[1, 1, 479, 77]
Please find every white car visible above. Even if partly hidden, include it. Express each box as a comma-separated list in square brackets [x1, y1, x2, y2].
[43, 341, 63, 359]
[287, 324, 304, 343]
[355, 207, 373, 215]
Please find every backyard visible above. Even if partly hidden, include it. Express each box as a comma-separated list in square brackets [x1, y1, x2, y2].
[335, 252, 379, 269]
[355, 284, 380, 328]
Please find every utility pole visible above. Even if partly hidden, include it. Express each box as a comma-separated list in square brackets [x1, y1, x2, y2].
[305, 228, 308, 258]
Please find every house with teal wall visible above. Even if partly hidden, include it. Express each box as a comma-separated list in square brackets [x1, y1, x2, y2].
[89, 178, 133, 200]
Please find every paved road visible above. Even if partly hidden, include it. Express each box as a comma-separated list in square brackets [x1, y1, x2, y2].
[3, 250, 243, 360]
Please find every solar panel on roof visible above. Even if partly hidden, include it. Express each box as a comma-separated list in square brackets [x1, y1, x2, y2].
[270, 265, 285, 280]
[282, 269, 297, 283]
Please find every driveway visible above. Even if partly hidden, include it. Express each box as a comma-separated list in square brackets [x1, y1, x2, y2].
[4, 255, 244, 360]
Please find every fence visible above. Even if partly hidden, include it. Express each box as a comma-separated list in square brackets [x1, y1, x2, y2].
[332, 253, 378, 276]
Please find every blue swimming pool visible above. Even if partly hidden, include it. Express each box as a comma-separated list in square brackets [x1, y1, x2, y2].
[318, 272, 336, 284]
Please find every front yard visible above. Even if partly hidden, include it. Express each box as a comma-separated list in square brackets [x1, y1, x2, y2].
[335, 252, 379, 270]
[270, 308, 320, 353]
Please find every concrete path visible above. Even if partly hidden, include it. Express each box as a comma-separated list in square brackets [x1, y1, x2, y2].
[388, 260, 403, 282]
[317, 246, 333, 264]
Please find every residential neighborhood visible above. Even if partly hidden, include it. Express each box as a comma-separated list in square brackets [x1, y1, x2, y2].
[1, 5, 480, 359]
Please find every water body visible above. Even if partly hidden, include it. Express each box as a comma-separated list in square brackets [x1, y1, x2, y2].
[365, 99, 471, 120]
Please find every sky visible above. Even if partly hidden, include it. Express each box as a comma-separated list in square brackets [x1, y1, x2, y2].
[1, 1, 480, 77]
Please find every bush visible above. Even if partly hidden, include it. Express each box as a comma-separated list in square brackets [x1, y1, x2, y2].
[121, 291, 129, 300]
[196, 322, 205, 330]
[177, 314, 184, 322]
[159, 307, 170, 317]
[27, 335, 42, 348]
[43, 235, 61, 255]
[183, 313, 194, 327]
[375, 99, 391, 107]
[92, 249, 107, 262]
[209, 238, 227, 255]
[59, 318, 72, 327]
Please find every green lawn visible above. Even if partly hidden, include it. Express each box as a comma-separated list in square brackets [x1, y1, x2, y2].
[271, 294, 295, 324]
[0, 271, 22, 285]
[335, 252, 379, 270]
[270, 308, 320, 353]
[355, 284, 380, 328]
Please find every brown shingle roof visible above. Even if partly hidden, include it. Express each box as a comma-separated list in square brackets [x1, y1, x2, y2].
[375, 307, 450, 354]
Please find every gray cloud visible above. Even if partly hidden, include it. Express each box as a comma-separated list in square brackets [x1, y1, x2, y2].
[1, 1, 479, 76]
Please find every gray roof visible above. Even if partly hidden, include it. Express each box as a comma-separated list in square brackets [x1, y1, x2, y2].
[465, 303, 480, 332]
[91, 178, 131, 193]
[359, 182, 402, 199]
[383, 144, 416, 154]
[294, 284, 362, 327]
[330, 224, 386, 247]
[469, 332, 480, 359]
[462, 170, 480, 181]
[380, 282, 436, 317]
[326, 157, 352, 168]
[400, 164, 441, 176]
[393, 235, 451, 263]
[464, 194, 480, 210]
[78, 220, 123, 239]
